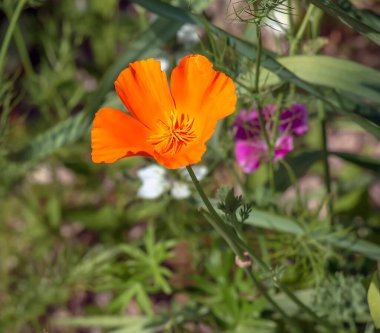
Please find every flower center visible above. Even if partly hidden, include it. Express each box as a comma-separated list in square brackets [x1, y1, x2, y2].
[148, 111, 196, 155]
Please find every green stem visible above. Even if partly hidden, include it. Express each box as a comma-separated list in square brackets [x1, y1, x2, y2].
[258, 233, 271, 265]
[318, 102, 334, 223]
[186, 166, 244, 257]
[311, 8, 324, 38]
[228, 161, 247, 199]
[271, 92, 285, 146]
[187, 165, 336, 331]
[4, 3, 34, 77]
[186, 165, 290, 319]
[280, 159, 302, 210]
[289, 4, 316, 55]
[0, 0, 28, 79]
[254, 27, 275, 190]
[287, 0, 295, 37]
[253, 29, 269, 146]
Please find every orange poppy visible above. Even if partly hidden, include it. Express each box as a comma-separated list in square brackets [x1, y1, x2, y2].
[91, 54, 237, 169]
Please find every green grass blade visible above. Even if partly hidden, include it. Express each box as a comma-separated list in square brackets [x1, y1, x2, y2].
[309, 0, 380, 45]
[54, 316, 151, 329]
[368, 269, 380, 328]
[0, 0, 28, 78]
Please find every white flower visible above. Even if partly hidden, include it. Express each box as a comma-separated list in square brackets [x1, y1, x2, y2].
[136, 165, 208, 200]
[181, 165, 208, 181]
[170, 182, 191, 199]
[177, 24, 200, 47]
[156, 57, 170, 72]
[137, 165, 169, 199]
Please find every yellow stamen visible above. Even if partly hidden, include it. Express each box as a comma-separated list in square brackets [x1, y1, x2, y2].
[148, 111, 196, 155]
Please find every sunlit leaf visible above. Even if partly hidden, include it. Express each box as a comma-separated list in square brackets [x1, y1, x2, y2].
[368, 269, 380, 328]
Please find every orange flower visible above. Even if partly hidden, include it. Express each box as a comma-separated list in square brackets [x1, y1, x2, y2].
[91, 54, 236, 169]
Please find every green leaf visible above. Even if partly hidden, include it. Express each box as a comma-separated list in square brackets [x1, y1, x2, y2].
[246, 210, 304, 235]
[330, 151, 380, 174]
[255, 55, 380, 129]
[351, 115, 380, 140]
[309, 0, 380, 45]
[53, 315, 152, 329]
[14, 111, 90, 162]
[244, 209, 380, 261]
[368, 270, 380, 328]
[12, 18, 182, 162]
[258, 55, 380, 106]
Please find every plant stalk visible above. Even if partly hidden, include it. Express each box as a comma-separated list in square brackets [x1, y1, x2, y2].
[186, 165, 290, 319]
[187, 165, 336, 331]
[4, 3, 34, 77]
[254, 27, 275, 190]
[289, 4, 316, 55]
[187, 165, 339, 330]
[318, 102, 334, 223]
[0, 0, 28, 79]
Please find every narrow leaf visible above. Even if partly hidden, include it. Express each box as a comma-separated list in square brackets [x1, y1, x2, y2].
[244, 210, 380, 261]
[309, 0, 380, 45]
[368, 270, 380, 328]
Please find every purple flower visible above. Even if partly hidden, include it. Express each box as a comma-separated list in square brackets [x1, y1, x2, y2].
[273, 135, 294, 161]
[235, 135, 293, 173]
[279, 103, 308, 136]
[232, 104, 276, 140]
[232, 109, 260, 140]
[233, 103, 308, 173]
[235, 139, 267, 173]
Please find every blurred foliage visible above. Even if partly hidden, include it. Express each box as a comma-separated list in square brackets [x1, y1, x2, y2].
[0, 0, 380, 332]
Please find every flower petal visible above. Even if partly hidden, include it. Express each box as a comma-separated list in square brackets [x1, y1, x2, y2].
[280, 103, 309, 136]
[274, 135, 294, 161]
[91, 108, 153, 163]
[232, 109, 261, 141]
[170, 54, 236, 141]
[235, 140, 267, 173]
[154, 141, 207, 169]
[115, 59, 175, 131]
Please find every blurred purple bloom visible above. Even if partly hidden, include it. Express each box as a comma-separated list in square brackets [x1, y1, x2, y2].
[279, 103, 309, 136]
[233, 103, 308, 173]
[232, 109, 260, 140]
[232, 104, 276, 140]
[235, 140, 266, 173]
[235, 135, 293, 173]
[273, 135, 294, 160]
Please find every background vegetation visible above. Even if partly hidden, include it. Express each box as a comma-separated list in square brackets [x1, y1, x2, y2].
[1, 0, 380, 332]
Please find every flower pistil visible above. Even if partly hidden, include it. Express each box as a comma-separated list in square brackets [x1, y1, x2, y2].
[148, 110, 196, 155]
